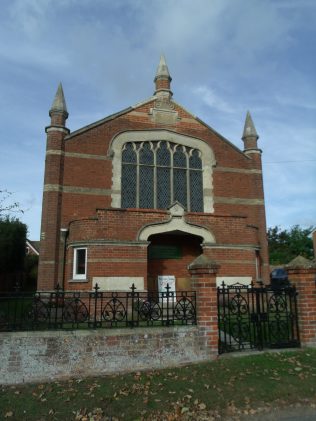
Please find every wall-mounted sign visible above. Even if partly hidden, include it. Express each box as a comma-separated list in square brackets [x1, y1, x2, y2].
[148, 245, 181, 260]
[158, 275, 176, 301]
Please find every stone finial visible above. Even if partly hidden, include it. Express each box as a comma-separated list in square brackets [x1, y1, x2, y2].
[242, 111, 259, 152]
[49, 83, 68, 118]
[242, 111, 259, 141]
[168, 201, 185, 217]
[285, 255, 316, 269]
[155, 55, 171, 81]
[154, 55, 172, 98]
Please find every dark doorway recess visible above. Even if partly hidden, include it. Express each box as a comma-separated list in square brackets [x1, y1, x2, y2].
[147, 232, 202, 293]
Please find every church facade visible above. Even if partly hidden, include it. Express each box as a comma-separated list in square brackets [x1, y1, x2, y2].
[37, 56, 269, 292]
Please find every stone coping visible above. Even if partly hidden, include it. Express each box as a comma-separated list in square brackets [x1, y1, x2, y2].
[286, 255, 316, 270]
[0, 325, 198, 339]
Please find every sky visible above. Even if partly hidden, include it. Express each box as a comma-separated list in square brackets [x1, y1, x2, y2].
[0, 0, 315, 239]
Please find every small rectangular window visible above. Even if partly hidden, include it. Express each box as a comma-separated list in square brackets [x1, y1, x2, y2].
[73, 248, 87, 280]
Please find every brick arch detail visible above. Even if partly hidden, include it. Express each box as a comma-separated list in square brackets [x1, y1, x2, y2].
[109, 129, 216, 212]
[138, 216, 216, 245]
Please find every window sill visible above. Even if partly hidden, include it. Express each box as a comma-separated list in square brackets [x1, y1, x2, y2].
[69, 279, 88, 283]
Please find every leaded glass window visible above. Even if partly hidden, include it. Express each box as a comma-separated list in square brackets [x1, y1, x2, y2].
[189, 149, 203, 212]
[173, 145, 186, 167]
[157, 167, 170, 208]
[121, 164, 137, 208]
[190, 170, 203, 212]
[122, 142, 136, 163]
[174, 168, 187, 208]
[157, 141, 170, 166]
[139, 166, 154, 208]
[121, 141, 203, 212]
[140, 142, 154, 165]
[189, 149, 202, 169]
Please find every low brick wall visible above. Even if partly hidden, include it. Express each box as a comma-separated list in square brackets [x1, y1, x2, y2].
[0, 326, 215, 385]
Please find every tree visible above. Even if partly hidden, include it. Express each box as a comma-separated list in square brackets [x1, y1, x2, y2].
[24, 254, 39, 291]
[0, 217, 27, 273]
[0, 189, 23, 217]
[268, 225, 315, 265]
[0, 217, 27, 290]
[0, 191, 37, 290]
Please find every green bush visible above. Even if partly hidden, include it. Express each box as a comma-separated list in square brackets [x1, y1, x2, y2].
[268, 225, 314, 265]
[0, 217, 27, 288]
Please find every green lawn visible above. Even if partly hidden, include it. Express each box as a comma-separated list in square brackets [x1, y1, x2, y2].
[1, 349, 316, 420]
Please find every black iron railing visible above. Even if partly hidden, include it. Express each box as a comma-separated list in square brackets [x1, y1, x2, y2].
[0, 283, 196, 332]
[217, 281, 300, 353]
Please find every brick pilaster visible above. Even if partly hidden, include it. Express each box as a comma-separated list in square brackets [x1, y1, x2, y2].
[188, 255, 220, 356]
[286, 258, 316, 347]
[37, 84, 69, 290]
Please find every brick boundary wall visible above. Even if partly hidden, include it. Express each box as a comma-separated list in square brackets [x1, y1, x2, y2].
[4, 255, 315, 385]
[0, 255, 220, 386]
[0, 326, 215, 385]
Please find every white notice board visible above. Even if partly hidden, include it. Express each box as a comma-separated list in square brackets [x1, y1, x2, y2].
[158, 275, 176, 301]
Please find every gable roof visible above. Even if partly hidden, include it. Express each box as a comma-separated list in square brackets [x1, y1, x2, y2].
[26, 239, 40, 255]
[65, 96, 247, 158]
[65, 96, 155, 140]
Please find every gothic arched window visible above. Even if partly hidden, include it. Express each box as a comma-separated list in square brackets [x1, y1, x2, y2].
[121, 141, 203, 212]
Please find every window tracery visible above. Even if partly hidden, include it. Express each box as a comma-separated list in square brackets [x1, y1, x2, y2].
[121, 140, 203, 212]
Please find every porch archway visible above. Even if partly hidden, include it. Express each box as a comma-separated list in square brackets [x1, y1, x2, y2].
[146, 231, 204, 293]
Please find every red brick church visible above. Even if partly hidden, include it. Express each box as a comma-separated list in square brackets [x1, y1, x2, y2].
[37, 56, 269, 292]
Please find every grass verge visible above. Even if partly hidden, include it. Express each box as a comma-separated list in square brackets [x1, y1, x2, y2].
[1, 349, 316, 420]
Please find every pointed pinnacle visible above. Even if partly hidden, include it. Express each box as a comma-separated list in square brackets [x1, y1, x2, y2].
[155, 54, 171, 81]
[242, 111, 259, 140]
[50, 83, 68, 115]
